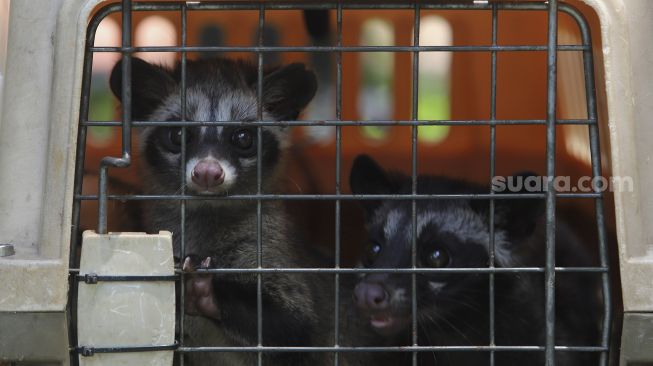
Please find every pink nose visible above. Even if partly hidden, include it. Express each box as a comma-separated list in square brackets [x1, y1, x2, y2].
[191, 160, 225, 189]
[353, 282, 389, 310]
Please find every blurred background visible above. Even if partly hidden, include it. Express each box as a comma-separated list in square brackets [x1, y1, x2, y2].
[79, 1, 617, 281]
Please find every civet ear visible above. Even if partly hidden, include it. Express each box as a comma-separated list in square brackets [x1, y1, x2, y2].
[110, 57, 176, 120]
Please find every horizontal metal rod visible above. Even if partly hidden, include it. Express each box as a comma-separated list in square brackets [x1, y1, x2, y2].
[181, 267, 609, 274]
[82, 119, 595, 127]
[77, 274, 177, 283]
[70, 267, 608, 278]
[75, 344, 608, 355]
[177, 345, 607, 353]
[74, 193, 600, 201]
[91, 1, 583, 13]
[89, 45, 588, 53]
[76, 344, 178, 356]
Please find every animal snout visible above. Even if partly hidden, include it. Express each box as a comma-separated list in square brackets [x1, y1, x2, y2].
[192, 160, 225, 189]
[354, 282, 390, 310]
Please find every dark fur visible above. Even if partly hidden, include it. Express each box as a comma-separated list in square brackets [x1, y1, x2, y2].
[110, 57, 317, 204]
[349, 155, 602, 366]
[110, 57, 338, 365]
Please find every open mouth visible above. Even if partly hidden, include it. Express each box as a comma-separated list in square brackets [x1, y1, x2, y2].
[368, 313, 410, 336]
[370, 313, 395, 328]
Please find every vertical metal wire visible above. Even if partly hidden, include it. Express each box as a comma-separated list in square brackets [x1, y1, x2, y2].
[410, 3, 420, 365]
[256, 4, 265, 365]
[69, 15, 99, 364]
[179, 4, 188, 366]
[488, 4, 498, 366]
[69, 128, 87, 366]
[333, 4, 343, 365]
[97, 0, 133, 234]
[574, 8, 612, 365]
[544, 0, 559, 365]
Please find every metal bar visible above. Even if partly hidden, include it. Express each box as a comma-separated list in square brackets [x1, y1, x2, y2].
[70, 6, 132, 365]
[72, 267, 609, 277]
[176, 345, 607, 353]
[83, 1, 606, 20]
[76, 192, 602, 201]
[77, 344, 607, 355]
[81, 118, 597, 127]
[70, 3, 99, 281]
[68, 9, 104, 364]
[544, 0, 559, 364]
[68, 132, 86, 366]
[334, 4, 343, 365]
[97, 0, 133, 234]
[411, 3, 420, 365]
[88, 45, 588, 53]
[82, 1, 525, 11]
[77, 344, 179, 356]
[85, 1, 599, 12]
[256, 4, 265, 364]
[179, 4, 188, 366]
[489, 4, 498, 366]
[565, 5, 613, 365]
[76, 274, 178, 282]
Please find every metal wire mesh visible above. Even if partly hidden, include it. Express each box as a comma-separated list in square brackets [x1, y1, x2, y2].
[68, 1, 612, 365]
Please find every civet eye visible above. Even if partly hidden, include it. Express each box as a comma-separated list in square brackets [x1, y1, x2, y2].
[425, 247, 450, 268]
[231, 129, 254, 150]
[165, 127, 191, 152]
[363, 242, 382, 267]
[169, 128, 183, 146]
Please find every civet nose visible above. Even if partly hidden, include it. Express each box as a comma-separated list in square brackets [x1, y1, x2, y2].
[353, 282, 390, 310]
[191, 160, 225, 189]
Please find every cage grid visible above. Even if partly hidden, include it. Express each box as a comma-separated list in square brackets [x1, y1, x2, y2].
[68, 1, 612, 365]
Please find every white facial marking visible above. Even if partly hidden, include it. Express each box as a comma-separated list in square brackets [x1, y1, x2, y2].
[217, 98, 232, 121]
[392, 288, 408, 302]
[185, 157, 201, 186]
[417, 211, 438, 237]
[239, 157, 257, 168]
[190, 91, 212, 121]
[415, 207, 514, 267]
[220, 159, 237, 188]
[161, 149, 180, 163]
[384, 210, 403, 240]
[428, 281, 446, 293]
